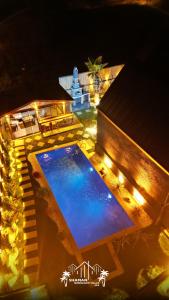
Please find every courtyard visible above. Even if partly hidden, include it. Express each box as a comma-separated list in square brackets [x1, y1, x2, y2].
[1, 105, 168, 300]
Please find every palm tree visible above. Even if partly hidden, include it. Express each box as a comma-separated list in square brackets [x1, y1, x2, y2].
[132, 229, 154, 249]
[60, 271, 71, 287]
[98, 270, 109, 287]
[112, 234, 131, 253]
[85, 56, 108, 94]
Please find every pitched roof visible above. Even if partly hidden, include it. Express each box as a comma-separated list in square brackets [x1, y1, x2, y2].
[0, 79, 72, 117]
[99, 58, 169, 171]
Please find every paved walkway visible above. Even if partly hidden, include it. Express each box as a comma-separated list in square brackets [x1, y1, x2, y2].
[13, 110, 96, 287]
[14, 128, 96, 155]
[14, 129, 150, 288]
[14, 108, 97, 154]
[15, 144, 39, 286]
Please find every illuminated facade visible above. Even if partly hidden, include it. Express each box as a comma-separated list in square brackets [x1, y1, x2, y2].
[0, 100, 74, 139]
[97, 61, 169, 216]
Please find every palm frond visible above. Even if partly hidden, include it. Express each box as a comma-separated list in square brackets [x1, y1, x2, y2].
[101, 62, 108, 68]
[85, 56, 108, 73]
[94, 56, 103, 65]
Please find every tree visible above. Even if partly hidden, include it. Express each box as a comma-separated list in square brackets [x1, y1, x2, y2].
[85, 56, 108, 94]
[136, 265, 165, 290]
[112, 234, 131, 253]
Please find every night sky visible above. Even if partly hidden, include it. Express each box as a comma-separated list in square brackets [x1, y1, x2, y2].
[0, 0, 169, 20]
[0, 0, 169, 166]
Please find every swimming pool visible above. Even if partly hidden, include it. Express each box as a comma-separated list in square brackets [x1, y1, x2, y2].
[36, 144, 133, 248]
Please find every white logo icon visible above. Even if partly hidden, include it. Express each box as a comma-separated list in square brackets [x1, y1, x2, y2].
[60, 261, 109, 287]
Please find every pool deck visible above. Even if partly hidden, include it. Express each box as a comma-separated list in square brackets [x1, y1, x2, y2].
[4, 109, 164, 299]
[28, 141, 152, 281]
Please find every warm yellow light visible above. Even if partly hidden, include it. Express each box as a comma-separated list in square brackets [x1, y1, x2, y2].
[33, 101, 39, 118]
[89, 78, 93, 85]
[24, 274, 30, 285]
[133, 188, 145, 205]
[157, 276, 169, 297]
[164, 229, 169, 238]
[135, 170, 151, 195]
[86, 126, 97, 136]
[158, 230, 169, 256]
[118, 172, 125, 185]
[105, 73, 110, 81]
[104, 155, 113, 168]
[94, 93, 100, 106]
[5, 114, 10, 124]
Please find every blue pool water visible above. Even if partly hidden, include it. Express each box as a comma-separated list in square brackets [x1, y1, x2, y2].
[36, 145, 133, 248]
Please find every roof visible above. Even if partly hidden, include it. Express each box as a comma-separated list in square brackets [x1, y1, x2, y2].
[99, 57, 169, 172]
[0, 79, 72, 116]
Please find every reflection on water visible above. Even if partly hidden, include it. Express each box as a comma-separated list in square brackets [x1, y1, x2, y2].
[36, 145, 133, 248]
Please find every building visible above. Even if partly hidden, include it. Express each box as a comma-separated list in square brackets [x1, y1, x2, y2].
[59, 65, 124, 106]
[97, 57, 169, 215]
[0, 79, 82, 140]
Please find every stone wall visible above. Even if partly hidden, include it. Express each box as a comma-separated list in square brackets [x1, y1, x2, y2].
[97, 110, 169, 209]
